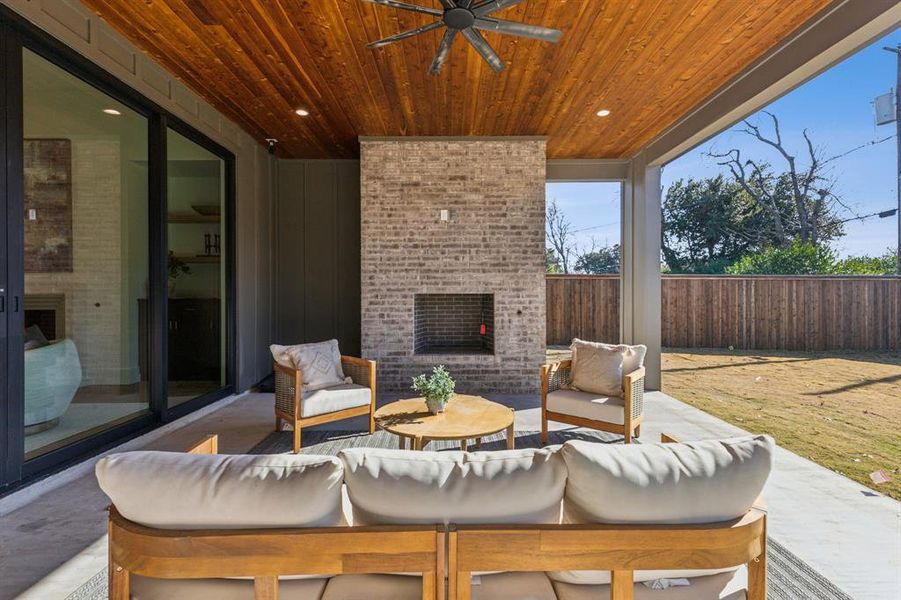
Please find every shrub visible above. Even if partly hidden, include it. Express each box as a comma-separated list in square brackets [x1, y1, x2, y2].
[831, 249, 897, 275]
[726, 241, 836, 275]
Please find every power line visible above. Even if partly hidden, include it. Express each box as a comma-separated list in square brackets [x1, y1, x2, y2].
[823, 134, 896, 164]
[571, 220, 620, 234]
[836, 207, 898, 225]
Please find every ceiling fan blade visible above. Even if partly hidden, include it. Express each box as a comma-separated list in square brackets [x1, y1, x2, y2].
[438, 0, 458, 8]
[458, 0, 475, 7]
[473, 18, 563, 42]
[472, 0, 524, 17]
[368, 21, 444, 49]
[429, 29, 458, 75]
[461, 27, 505, 72]
[362, 0, 443, 16]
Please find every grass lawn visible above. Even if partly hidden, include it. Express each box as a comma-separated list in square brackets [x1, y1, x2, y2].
[662, 348, 901, 500]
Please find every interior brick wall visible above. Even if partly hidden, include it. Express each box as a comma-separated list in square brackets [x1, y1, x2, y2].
[360, 138, 547, 394]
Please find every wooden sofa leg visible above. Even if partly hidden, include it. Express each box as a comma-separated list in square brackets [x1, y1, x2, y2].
[255, 575, 278, 600]
[748, 538, 767, 600]
[623, 427, 632, 444]
[634, 425, 641, 438]
[108, 563, 129, 600]
[540, 414, 548, 445]
[611, 570, 634, 600]
[275, 415, 281, 432]
[292, 421, 301, 454]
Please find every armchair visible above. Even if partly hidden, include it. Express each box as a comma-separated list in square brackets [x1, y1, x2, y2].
[541, 359, 645, 444]
[274, 355, 376, 453]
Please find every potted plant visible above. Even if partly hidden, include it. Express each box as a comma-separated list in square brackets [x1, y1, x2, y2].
[412, 365, 456, 415]
[167, 251, 191, 296]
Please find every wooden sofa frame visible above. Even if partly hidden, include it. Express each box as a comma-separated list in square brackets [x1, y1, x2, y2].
[274, 355, 376, 453]
[106, 435, 445, 600]
[541, 360, 645, 444]
[107, 435, 767, 600]
[448, 507, 767, 600]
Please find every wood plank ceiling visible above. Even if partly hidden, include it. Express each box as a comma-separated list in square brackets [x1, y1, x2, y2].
[80, 0, 834, 159]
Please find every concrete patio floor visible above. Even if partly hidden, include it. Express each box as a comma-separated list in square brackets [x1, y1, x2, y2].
[0, 390, 898, 599]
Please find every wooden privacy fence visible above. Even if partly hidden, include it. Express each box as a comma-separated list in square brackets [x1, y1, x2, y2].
[546, 275, 901, 351]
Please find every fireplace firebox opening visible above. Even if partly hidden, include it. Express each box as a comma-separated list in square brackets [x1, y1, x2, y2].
[414, 293, 494, 355]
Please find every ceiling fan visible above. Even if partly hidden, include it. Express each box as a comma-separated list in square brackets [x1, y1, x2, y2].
[364, 0, 563, 75]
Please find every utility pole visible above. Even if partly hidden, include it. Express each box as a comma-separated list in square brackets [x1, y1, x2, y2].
[884, 45, 901, 274]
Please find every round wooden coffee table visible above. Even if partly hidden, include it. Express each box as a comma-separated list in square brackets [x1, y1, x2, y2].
[374, 395, 515, 451]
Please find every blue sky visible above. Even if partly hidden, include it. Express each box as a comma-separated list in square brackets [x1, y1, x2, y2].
[549, 29, 900, 258]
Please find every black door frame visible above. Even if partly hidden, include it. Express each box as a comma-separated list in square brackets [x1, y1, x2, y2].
[0, 6, 237, 491]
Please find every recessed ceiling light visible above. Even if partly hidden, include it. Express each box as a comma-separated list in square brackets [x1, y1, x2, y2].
[295, 108, 310, 117]
[103, 108, 122, 116]
[596, 109, 611, 117]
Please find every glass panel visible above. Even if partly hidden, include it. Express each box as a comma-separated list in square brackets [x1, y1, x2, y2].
[22, 49, 149, 459]
[166, 129, 225, 407]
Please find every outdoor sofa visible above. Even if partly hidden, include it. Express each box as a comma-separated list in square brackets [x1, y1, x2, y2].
[96, 433, 772, 600]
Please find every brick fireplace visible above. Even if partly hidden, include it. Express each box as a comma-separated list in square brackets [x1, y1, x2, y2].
[360, 138, 546, 394]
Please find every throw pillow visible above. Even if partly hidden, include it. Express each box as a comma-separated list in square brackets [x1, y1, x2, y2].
[569, 339, 627, 397]
[283, 339, 348, 392]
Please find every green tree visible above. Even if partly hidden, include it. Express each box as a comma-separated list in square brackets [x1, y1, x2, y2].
[662, 175, 777, 273]
[726, 241, 836, 275]
[546, 248, 563, 274]
[575, 244, 620, 274]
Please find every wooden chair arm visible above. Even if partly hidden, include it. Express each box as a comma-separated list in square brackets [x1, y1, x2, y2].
[341, 356, 376, 389]
[623, 366, 646, 388]
[544, 360, 573, 394]
[623, 366, 646, 424]
[274, 362, 303, 419]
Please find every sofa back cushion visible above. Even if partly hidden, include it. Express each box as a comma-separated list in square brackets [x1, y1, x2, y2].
[561, 435, 773, 524]
[340, 448, 566, 525]
[96, 451, 345, 529]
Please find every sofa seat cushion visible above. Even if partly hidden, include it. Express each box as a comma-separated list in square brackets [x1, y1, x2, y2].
[301, 383, 371, 418]
[552, 569, 747, 600]
[321, 573, 557, 600]
[546, 389, 625, 425]
[131, 576, 328, 600]
[96, 451, 345, 529]
[561, 436, 774, 525]
[340, 447, 566, 525]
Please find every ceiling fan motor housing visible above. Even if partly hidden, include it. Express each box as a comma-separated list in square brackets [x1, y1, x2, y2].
[444, 7, 475, 30]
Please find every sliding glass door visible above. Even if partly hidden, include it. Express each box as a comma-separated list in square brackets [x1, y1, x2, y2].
[0, 9, 235, 490]
[21, 48, 151, 460]
[165, 129, 227, 408]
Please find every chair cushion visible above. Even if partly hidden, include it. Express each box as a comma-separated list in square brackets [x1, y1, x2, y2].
[131, 576, 328, 600]
[321, 573, 557, 600]
[560, 435, 773, 525]
[569, 339, 626, 396]
[340, 447, 566, 525]
[546, 389, 625, 425]
[301, 383, 371, 418]
[96, 451, 345, 529]
[552, 569, 747, 600]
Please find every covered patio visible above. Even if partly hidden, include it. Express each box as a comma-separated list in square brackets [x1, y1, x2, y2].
[1, 389, 897, 599]
[0, 0, 900, 599]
